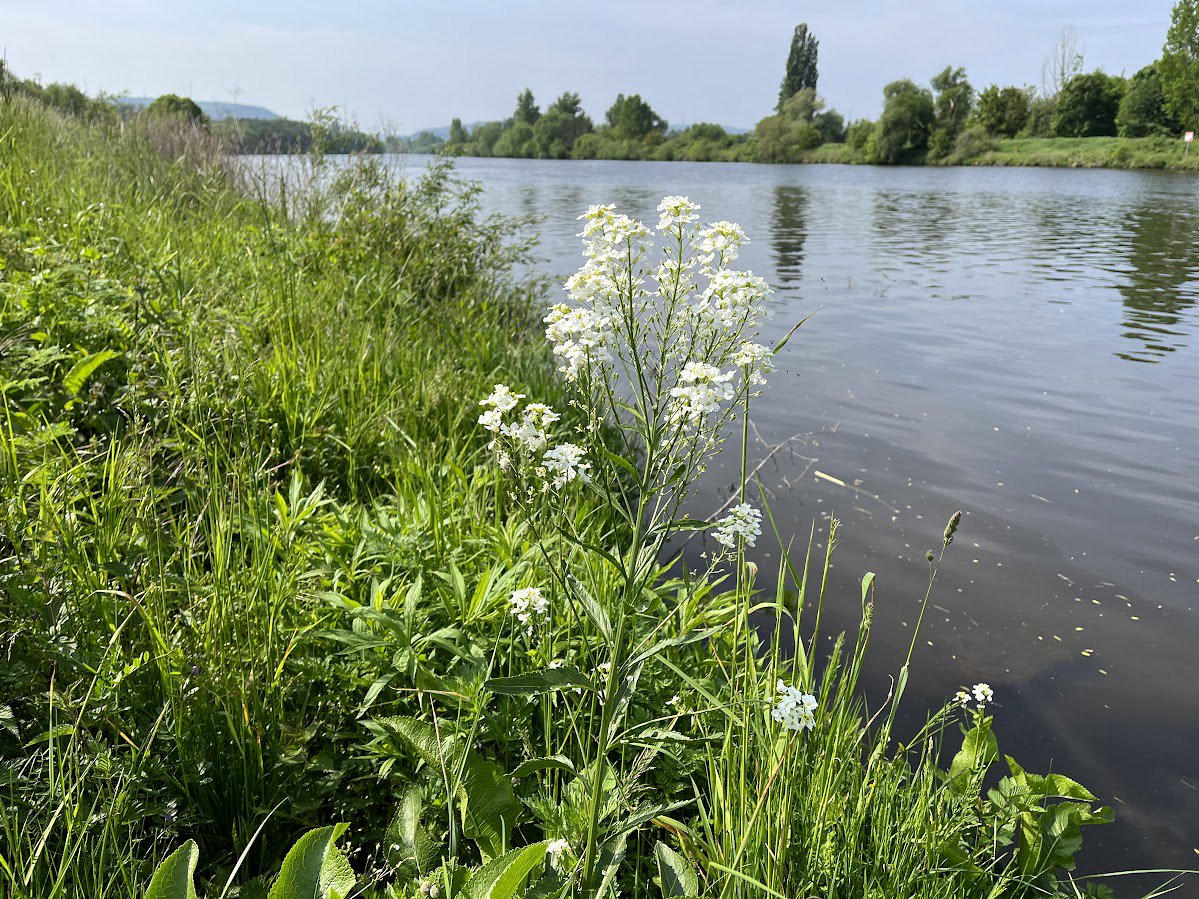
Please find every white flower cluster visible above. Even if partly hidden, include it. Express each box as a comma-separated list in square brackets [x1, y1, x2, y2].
[955, 682, 994, 709]
[542, 443, 591, 489]
[733, 341, 773, 388]
[669, 361, 734, 425]
[657, 195, 701, 232]
[695, 269, 770, 331]
[697, 220, 747, 271]
[772, 680, 817, 732]
[510, 587, 550, 625]
[544, 302, 611, 381]
[713, 503, 762, 549]
[478, 384, 587, 489]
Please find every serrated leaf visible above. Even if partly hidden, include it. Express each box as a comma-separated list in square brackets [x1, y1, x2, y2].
[654, 842, 699, 898]
[486, 668, 591, 696]
[508, 755, 577, 780]
[63, 349, 120, 395]
[268, 824, 355, 899]
[144, 840, 199, 899]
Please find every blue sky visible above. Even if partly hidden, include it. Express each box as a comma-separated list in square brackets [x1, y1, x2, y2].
[0, 1, 1177, 132]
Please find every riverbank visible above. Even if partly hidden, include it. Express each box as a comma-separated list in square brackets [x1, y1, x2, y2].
[441, 134, 1199, 172]
[0, 97, 1162, 899]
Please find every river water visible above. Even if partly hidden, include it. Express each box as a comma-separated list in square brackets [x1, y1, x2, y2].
[399, 157, 1199, 872]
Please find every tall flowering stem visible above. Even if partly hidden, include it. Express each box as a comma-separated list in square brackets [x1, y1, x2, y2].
[479, 197, 778, 896]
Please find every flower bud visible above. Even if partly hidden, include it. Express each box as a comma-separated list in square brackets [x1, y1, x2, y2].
[943, 510, 962, 547]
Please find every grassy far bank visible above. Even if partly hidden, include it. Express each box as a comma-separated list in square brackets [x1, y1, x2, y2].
[1, 96, 1188, 899]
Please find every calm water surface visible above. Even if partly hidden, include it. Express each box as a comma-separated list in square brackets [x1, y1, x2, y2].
[403, 157, 1198, 872]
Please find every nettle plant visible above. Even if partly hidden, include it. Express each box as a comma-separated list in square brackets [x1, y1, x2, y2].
[473, 197, 799, 895]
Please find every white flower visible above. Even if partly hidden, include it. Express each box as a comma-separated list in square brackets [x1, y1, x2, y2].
[542, 443, 590, 489]
[510, 587, 549, 625]
[695, 269, 770, 330]
[697, 220, 747, 269]
[478, 407, 505, 433]
[733, 341, 774, 387]
[503, 403, 560, 452]
[955, 689, 972, 707]
[713, 503, 762, 549]
[971, 683, 994, 706]
[544, 302, 612, 380]
[669, 361, 734, 424]
[772, 680, 817, 732]
[480, 383, 524, 413]
[657, 195, 700, 232]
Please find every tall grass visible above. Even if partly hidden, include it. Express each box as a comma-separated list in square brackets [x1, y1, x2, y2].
[0, 96, 1183, 899]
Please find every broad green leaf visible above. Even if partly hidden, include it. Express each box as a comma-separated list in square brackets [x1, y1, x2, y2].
[486, 668, 591, 696]
[463, 842, 548, 899]
[653, 842, 699, 898]
[268, 824, 355, 899]
[144, 840, 199, 899]
[386, 786, 442, 876]
[375, 716, 446, 768]
[63, 349, 120, 395]
[459, 752, 522, 859]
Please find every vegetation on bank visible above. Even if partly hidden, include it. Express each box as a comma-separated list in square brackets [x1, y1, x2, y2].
[5, 0, 1198, 171]
[2, 89, 1192, 899]
[426, 3, 1197, 170]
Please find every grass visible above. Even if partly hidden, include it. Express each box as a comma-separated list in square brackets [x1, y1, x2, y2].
[0, 96, 1186, 899]
[950, 135, 1199, 171]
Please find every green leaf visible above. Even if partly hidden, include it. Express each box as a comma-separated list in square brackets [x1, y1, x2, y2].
[462, 842, 548, 899]
[144, 840, 199, 899]
[268, 824, 355, 899]
[486, 668, 592, 696]
[459, 752, 522, 859]
[63, 349, 120, 395]
[375, 716, 446, 768]
[568, 576, 612, 641]
[508, 755, 577, 780]
[947, 719, 998, 791]
[386, 786, 442, 876]
[654, 842, 699, 898]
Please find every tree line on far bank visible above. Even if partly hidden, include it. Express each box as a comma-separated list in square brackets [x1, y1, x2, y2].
[415, 0, 1198, 165]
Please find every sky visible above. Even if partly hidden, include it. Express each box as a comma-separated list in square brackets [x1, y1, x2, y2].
[0, 1, 1179, 133]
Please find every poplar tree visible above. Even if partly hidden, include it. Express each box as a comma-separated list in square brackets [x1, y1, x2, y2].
[777, 24, 819, 112]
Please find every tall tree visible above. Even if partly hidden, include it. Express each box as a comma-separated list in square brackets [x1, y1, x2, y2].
[514, 89, 540, 126]
[1161, 0, 1199, 128]
[777, 24, 819, 111]
[448, 117, 468, 144]
[1042, 26, 1084, 98]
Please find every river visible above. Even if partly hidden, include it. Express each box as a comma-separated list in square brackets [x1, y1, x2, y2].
[363, 156, 1199, 872]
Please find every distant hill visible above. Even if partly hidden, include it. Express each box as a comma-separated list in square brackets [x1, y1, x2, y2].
[114, 97, 279, 120]
[407, 121, 750, 141]
[668, 122, 751, 135]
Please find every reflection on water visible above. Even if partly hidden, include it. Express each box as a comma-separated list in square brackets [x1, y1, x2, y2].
[1118, 202, 1199, 362]
[380, 156, 1199, 874]
[769, 185, 808, 284]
